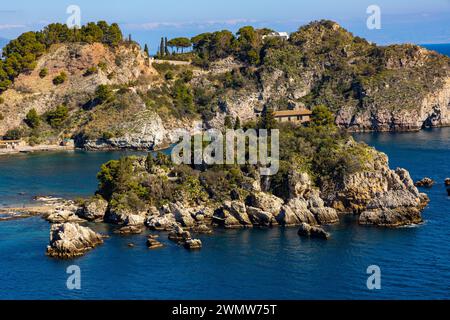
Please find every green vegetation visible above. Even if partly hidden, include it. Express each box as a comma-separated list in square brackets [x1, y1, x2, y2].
[3, 128, 22, 140]
[94, 105, 373, 211]
[0, 21, 123, 93]
[45, 104, 69, 128]
[52, 71, 67, 85]
[95, 84, 114, 104]
[83, 66, 98, 77]
[39, 68, 48, 78]
[25, 108, 40, 128]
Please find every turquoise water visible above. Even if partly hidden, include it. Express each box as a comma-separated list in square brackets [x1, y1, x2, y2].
[0, 128, 449, 300]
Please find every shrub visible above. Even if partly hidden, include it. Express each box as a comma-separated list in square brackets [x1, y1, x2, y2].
[3, 128, 22, 140]
[39, 68, 48, 78]
[45, 104, 69, 128]
[165, 71, 175, 81]
[25, 108, 40, 128]
[95, 85, 114, 104]
[83, 66, 98, 77]
[52, 72, 67, 85]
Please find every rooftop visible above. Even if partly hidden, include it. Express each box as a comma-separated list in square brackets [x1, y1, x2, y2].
[273, 109, 312, 117]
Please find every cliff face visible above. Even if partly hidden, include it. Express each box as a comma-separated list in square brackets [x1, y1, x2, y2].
[0, 42, 157, 135]
[203, 21, 450, 132]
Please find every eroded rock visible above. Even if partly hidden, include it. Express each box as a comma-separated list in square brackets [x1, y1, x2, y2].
[46, 223, 103, 259]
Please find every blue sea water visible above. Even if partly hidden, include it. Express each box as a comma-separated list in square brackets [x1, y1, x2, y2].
[422, 43, 450, 56]
[0, 129, 449, 300]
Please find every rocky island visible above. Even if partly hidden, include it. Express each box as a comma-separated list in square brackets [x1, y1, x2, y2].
[0, 21, 437, 259]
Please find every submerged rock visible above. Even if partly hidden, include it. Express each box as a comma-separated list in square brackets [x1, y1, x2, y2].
[113, 225, 144, 235]
[445, 178, 450, 186]
[184, 239, 202, 250]
[147, 236, 164, 249]
[415, 177, 435, 188]
[297, 223, 330, 240]
[46, 223, 103, 259]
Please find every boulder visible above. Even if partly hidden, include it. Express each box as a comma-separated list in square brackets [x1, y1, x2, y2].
[124, 214, 145, 226]
[297, 223, 330, 240]
[415, 177, 435, 188]
[147, 237, 164, 249]
[170, 203, 196, 228]
[246, 207, 276, 227]
[214, 201, 252, 228]
[445, 178, 450, 187]
[358, 190, 424, 227]
[105, 206, 146, 225]
[77, 197, 108, 221]
[113, 225, 144, 235]
[311, 207, 339, 225]
[247, 192, 284, 215]
[184, 239, 202, 250]
[168, 225, 192, 243]
[288, 171, 313, 199]
[145, 214, 176, 231]
[46, 223, 103, 259]
[192, 224, 213, 234]
[359, 207, 423, 227]
[44, 209, 84, 223]
[276, 198, 317, 226]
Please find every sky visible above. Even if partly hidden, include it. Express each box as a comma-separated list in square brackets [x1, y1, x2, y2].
[0, 0, 449, 52]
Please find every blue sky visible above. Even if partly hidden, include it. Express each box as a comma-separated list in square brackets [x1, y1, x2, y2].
[1, 0, 449, 52]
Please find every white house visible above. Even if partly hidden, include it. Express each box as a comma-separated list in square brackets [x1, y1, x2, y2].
[263, 31, 290, 41]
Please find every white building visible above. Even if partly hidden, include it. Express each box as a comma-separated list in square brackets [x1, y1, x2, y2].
[263, 31, 290, 41]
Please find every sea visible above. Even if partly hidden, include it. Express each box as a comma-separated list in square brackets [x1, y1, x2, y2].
[0, 44, 449, 300]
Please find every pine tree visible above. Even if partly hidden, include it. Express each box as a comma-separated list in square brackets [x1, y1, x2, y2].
[164, 37, 169, 56]
[159, 37, 165, 57]
[260, 107, 276, 130]
[234, 116, 241, 130]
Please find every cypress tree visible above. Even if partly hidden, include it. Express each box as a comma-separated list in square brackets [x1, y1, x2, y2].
[164, 37, 169, 56]
[144, 44, 149, 57]
[160, 37, 165, 57]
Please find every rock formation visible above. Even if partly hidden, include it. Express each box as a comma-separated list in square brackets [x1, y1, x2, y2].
[415, 177, 435, 188]
[297, 223, 330, 240]
[46, 223, 104, 259]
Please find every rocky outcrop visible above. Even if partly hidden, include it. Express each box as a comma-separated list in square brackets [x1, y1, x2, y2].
[213, 201, 252, 228]
[43, 200, 84, 223]
[77, 197, 108, 221]
[46, 223, 104, 259]
[168, 225, 202, 250]
[147, 235, 164, 249]
[415, 177, 435, 188]
[105, 205, 147, 226]
[297, 223, 330, 240]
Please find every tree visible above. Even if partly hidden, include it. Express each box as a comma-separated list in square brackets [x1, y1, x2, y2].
[39, 68, 48, 78]
[52, 71, 67, 85]
[25, 108, 40, 128]
[144, 44, 149, 57]
[224, 115, 233, 129]
[45, 104, 69, 128]
[234, 116, 241, 130]
[95, 84, 114, 104]
[259, 107, 276, 130]
[159, 37, 165, 57]
[311, 105, 335, 127]
[168, 37, 192, 53]
[164, 37, 170, 56]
